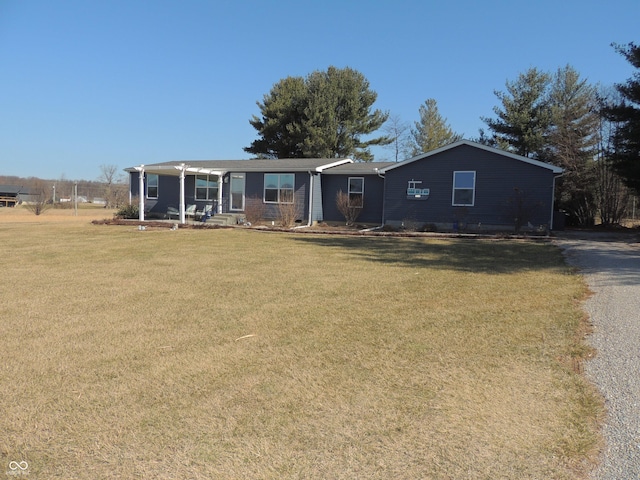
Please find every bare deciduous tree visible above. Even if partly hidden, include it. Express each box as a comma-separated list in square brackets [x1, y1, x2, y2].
[382, 114, 410, 162]
[596, 87, 629, 225]
[98, 164, 127, 208]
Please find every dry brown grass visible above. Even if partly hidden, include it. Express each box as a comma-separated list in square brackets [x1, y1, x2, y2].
[0, 208, 602, 478]
[0, 203, 117, 223]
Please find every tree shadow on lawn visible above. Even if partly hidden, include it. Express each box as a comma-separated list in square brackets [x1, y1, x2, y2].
[291, 235, 564, 274]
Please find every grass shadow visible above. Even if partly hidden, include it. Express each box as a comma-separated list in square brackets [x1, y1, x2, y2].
[291, 234, 565, 274]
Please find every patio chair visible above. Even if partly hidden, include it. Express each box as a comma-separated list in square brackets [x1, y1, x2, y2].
[166, 206, 179, 219]
[167, 205, 196, 220]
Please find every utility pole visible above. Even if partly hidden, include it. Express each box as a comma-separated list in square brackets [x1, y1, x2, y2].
[74, 182, 78, 216]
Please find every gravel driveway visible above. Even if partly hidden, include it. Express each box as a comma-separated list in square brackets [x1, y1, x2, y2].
[556, 231, 640, 479]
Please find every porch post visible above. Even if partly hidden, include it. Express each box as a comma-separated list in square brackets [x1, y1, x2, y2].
[179, 163, 186, 224]
[136, 165, 145, 222]
[217, 173, 224, 213]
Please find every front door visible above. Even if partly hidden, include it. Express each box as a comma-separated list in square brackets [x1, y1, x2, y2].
[230, 173, 245, 211]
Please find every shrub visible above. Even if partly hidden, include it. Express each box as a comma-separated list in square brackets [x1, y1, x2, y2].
[244, 195, 267, 225]
[23, 182, 52, 216]
[335, 190, 363, 226]
[276, 201, 301, 228]
[400, 218, 421, 231]
[506, 188, 541, 232]
[114, 203, 139, 219]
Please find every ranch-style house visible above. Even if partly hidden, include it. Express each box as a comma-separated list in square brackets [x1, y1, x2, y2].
[126, 140, 564, 231]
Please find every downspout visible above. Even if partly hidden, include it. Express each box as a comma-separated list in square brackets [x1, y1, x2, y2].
[551, 172, 564, 230]
[376, 168, 385, 227]
[307, 171, 313, 226]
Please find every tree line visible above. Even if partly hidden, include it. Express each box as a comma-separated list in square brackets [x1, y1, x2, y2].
[1, 164, 129, 213]
[246, 43, 640, 226]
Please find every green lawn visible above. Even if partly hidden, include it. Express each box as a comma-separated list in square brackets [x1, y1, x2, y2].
[0, 221, 601, 479]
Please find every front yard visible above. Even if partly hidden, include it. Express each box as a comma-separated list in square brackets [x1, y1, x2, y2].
[0, 215, 601, 478]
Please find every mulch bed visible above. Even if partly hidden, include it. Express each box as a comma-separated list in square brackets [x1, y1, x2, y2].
[93, 218, 559, 240]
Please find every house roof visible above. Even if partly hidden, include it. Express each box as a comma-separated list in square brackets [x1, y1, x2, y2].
[322, 162, 395, 175]
[0, 185, 27, 195]
[125, 158, 353, 176]
[378, 140, 564, 174]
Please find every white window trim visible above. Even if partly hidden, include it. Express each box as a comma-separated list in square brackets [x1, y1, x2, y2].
[452, 171, 476, 207]
[264, 173, 295, 204]
[146, 173, 159, 199]
[195, 174, 218, 201]
[348, 177, 364, 208]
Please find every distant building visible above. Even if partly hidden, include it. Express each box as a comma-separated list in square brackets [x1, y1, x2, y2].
[0, 185, 36, 207]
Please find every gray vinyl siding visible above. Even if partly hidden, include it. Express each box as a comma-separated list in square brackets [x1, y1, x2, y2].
[130, 173, 218, 216]
[322, 174, 385, 224]
[150, 175, 219, 216]
[129, 173, 183, 215]
[222, 172, 309, 221]
[383, 144, 555, 228]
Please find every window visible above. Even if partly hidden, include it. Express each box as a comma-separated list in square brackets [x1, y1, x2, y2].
[146, 174, 158, 199]
[452, 171, 475, 206]
[264, 173, 294, 203]
[348, 177, 364, 207]
[195, 174, 218, 201]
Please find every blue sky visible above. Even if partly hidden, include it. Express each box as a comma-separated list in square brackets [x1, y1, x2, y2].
[1, 0, 638, 181]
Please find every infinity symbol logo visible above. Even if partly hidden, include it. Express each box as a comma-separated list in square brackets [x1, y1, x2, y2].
[8, 461, 28, 471]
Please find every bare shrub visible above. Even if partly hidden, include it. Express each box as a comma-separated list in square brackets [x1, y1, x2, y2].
[276, 200, 301, 228]
[595, 159, 628, 225]
[505, 188, 541, 232]
[336, 190, 363, 226]
[23, 181, 52, 216]
[244, 195, 267, 225]
[400, 218, 421, 231]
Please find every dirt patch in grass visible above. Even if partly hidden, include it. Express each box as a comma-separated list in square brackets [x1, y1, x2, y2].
[0, 218, 602, 478]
